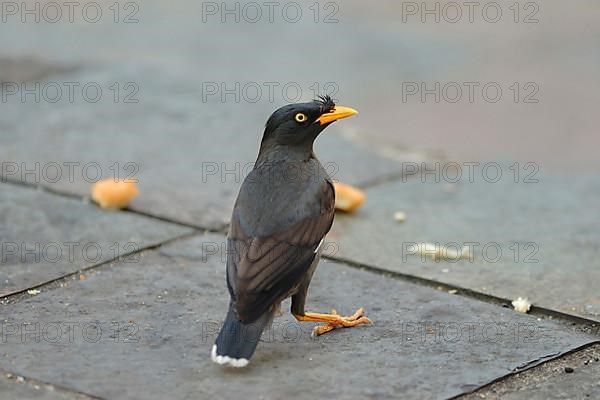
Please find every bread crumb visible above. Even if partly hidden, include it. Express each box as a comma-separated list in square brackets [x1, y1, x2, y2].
[91, 179, 139, 209]
[333, 182, 365, 213]
[512, 297, 531, 313]
[393, 211, 407, 223]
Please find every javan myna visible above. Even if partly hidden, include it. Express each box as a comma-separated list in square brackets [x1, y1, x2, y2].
[211, 96, 371, 367]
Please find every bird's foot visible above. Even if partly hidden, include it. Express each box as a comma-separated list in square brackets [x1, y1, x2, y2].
[294, 307, 372, 336]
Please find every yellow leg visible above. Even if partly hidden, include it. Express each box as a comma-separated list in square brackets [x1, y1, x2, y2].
[294, 307, 372, 336]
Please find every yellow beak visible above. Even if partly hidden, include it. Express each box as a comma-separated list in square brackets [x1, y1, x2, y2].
[315, 106, 358, 125]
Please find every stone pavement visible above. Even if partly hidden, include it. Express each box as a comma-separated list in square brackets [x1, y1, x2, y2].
[330, 175, 600, 321]
[1, 146, 599, 400]
[463, 344, 600, 399]
[1, 1, 600, 399]
[0, 230, 597, 399]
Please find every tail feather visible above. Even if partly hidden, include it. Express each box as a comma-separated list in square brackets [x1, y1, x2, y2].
[211, 304, 271, 368]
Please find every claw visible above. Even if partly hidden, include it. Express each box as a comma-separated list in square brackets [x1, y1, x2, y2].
[310, 307, 372, 336]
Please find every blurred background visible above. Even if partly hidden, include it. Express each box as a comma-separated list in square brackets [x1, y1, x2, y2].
[1, 0, 598, 172]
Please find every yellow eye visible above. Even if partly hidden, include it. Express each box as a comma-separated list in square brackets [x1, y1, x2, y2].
[295, 113, 307, 123]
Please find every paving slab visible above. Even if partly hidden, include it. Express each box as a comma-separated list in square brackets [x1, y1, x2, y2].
[1, 233, 596, 400]
[0, 371, 90, 400]
[463, 344, 600, 400]
[0, 56, 76, 83]
[0, 183, 192, 297]
[328, 174, 600, 322]
[0, 64, 403, 229]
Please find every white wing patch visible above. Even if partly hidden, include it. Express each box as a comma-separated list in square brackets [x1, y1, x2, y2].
[314, 239, 324, 254]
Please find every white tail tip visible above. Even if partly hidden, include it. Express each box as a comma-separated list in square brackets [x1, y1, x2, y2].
[211, 344, 249, 368]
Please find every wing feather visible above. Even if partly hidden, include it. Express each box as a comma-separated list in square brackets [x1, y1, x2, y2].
[226, 180, 334, 323]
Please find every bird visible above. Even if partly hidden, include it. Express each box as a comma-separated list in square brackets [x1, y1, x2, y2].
[211, 95, 371, 368]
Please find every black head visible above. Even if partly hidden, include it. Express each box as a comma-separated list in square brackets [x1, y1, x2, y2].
[259, 96, 358, 155]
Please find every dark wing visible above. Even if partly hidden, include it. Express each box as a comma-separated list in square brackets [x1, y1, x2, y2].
[226, 180, 335, 323]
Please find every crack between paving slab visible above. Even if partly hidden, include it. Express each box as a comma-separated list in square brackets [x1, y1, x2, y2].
[448, 341, 600, 400]
[0, 230, 199, 302]
[512, 351, 562, 371]
[323, 255, 600, 334]
[0, 178, 227, 233]
[0, 367, 104, 400]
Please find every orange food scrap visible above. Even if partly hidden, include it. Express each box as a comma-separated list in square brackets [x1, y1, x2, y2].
[333, 182, 365, 212]
[91, 179, 139, 209]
